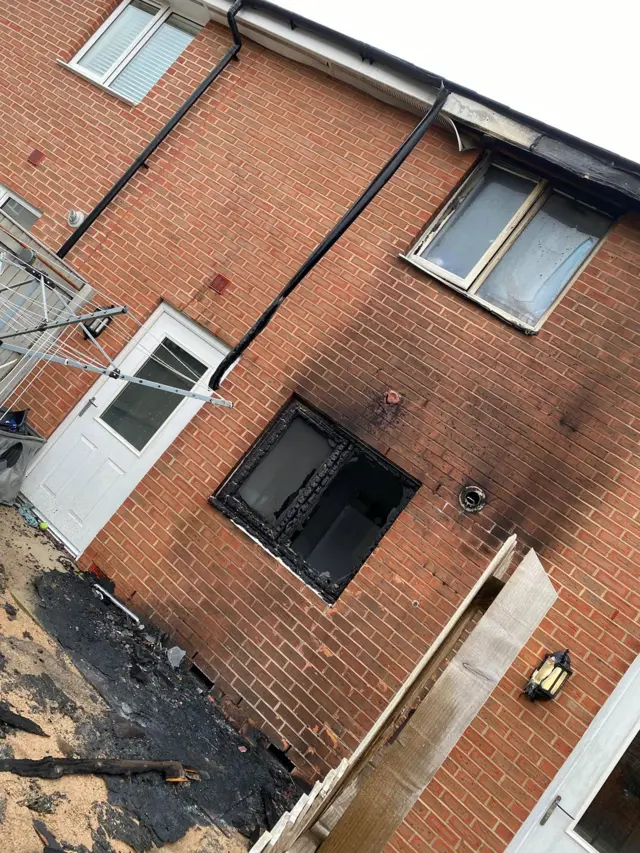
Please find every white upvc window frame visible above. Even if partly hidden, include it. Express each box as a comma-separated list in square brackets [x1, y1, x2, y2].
[68, 0, 175, 98]
[0, 185, 41, 230]
[403, 155, 614, 333]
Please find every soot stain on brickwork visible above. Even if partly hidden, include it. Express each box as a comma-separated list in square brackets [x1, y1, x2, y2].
[289, 273, 633, 563]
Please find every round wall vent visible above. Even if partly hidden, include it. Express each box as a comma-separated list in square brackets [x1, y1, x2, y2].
[459, 484, 487, 513]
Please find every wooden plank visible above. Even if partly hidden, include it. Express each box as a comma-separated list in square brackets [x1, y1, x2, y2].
[264, 812, 290, 851]
[316, 549, 557, 853]
[256, 539, 516, 853]
[295, 536, 516, 841]
[250, 782, 323, 853]
[272, 775, 336, 853]
[346, 535, 516, 767]
[269, 760, 349, 853]
[250, 831, 272, 853]
[289, 837, 320, 853]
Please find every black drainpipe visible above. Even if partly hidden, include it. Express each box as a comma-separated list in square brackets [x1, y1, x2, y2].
[57, 0, 245, 260]
[209, 85, 450, 391]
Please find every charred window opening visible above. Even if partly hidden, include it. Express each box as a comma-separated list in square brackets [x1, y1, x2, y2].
[210, 398, 419, 603]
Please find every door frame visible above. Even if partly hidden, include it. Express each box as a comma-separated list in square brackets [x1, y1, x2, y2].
[506, 653, 640, 851]
[567, 713, 640, 853]
[24, 301, 230, 553]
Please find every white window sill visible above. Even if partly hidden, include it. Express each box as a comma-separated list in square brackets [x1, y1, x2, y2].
[400, 253, 539, 334]
[224, 512, 333, 607]
[56, 60, 139, 107]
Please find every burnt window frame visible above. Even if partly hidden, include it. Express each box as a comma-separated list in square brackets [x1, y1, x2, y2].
[210, 398, 419, 603]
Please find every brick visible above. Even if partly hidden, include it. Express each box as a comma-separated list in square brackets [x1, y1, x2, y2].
[1, 4, 639, 851]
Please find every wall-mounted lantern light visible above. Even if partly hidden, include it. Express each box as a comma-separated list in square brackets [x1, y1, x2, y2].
[82, 306, 115, 340]
[524, 649, 572, 701]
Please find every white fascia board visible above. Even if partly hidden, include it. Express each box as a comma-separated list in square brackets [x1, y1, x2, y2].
[170, 0, 212, 25]
[203, 0, 539, 150]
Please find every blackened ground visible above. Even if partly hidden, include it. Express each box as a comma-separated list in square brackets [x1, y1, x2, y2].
[34, 569, 301, 850]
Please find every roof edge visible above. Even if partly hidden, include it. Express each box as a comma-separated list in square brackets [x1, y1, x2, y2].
[202, 0, 640, 205]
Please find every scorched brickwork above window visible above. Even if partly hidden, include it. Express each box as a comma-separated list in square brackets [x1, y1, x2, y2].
[212, 397, 419, 602]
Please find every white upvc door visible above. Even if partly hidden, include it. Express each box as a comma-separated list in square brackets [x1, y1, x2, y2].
[507, 655, 640, 853]
[22, 303, 228, 555]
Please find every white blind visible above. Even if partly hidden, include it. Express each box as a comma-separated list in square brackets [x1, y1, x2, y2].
[78, 0, 158, 78]
[110, 14, 201, 102]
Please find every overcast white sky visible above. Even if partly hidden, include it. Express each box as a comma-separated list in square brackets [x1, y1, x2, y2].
[280, 0, 640, 165]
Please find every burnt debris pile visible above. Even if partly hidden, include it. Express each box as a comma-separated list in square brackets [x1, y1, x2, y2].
[27, 568, 301, 850]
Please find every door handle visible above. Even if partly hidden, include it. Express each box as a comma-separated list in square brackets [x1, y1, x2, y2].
[539, 795, 575, 826]
[540, 795, 562, 825]
[78, 397, 97, 417]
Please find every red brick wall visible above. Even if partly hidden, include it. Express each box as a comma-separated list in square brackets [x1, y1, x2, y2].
[2, 2, 639, 850]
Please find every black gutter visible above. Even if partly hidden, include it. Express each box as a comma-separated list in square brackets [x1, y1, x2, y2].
[209, 85, 450, 391]
[242, 0, 640, 181]
[57, 0, 246, 259]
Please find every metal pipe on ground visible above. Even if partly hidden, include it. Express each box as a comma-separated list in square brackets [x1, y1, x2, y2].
[56, 0, 246, 260]
[208, 85, 450, 391]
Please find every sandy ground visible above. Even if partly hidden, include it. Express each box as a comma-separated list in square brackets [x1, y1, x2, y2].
[0, 505, 249, 853]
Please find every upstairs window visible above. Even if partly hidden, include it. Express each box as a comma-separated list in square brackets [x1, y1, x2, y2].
[0, 186, 41, 231]
[70, 0, 203, 103]
[211, 399, 419, 603]
[406, 157, 612, 331]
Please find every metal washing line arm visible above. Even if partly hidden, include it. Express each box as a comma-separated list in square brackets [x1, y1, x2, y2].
[0, 342, 233, 406]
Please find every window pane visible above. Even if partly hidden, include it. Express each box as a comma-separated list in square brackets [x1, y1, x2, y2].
[575, 729, 640, 852]
[0, 198, 39, 231]
[290, 454, 411, 585]
[100, 338, 206, 451]
[78, 0, 159, 78]
[110, 14, 201, 101]
[420, 166, 535, 279]
[238, 418, 332, 523]
[476, 193, 610, 326]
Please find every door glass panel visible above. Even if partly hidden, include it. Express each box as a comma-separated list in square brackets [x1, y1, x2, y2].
[574, 728, 640, 852]
[99, 338, 206, 451]
[238, 417, 332, 524]
[420, 165, 535, 279]
[476, 193, 610, 326]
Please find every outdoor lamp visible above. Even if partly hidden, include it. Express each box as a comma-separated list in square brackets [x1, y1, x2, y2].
[524, 649, 572, 701]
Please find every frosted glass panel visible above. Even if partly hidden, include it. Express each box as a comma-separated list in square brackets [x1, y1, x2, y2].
[420, 166, 534, 279]
[78, 0, 158, 78]
[477, 193, 610, 325]
[110, 14, 201, 101]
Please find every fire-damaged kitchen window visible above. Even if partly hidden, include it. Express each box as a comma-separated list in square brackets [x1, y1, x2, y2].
[210, 399, 419, 603]
[404, 155, 614, 332]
